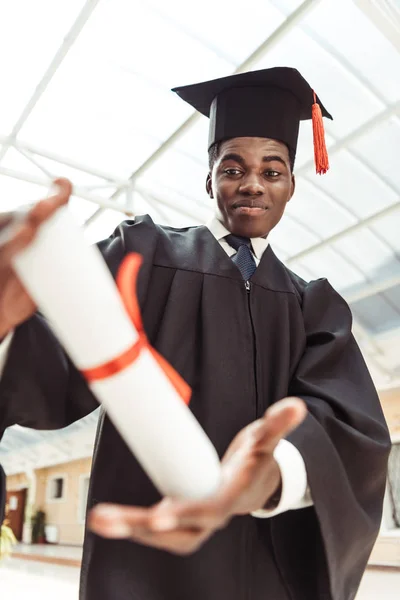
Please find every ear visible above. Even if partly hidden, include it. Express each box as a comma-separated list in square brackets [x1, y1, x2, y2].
[287, 174, 295, 202]
[206, 173, 213, 199]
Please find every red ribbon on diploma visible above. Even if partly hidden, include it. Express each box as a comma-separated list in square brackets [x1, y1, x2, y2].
[81, 253, 191, 406]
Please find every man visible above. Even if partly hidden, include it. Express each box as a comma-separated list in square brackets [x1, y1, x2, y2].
[0, 68, 391, 599]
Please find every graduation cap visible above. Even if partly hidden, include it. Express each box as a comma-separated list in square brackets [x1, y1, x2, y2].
[172, 67, 333, 175]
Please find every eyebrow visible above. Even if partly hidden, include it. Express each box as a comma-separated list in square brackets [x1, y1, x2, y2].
[220, 153, 288, 168]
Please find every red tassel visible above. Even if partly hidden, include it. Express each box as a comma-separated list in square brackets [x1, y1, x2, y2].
[312, 91, 329, 175]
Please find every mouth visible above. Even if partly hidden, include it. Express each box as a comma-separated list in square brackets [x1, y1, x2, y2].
[231, 199, 268, 216]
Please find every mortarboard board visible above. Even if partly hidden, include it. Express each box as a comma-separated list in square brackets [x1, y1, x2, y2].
[172, 67, 333, 174]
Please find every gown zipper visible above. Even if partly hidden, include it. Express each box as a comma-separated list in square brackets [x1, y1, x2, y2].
[245, 280, 259, 418]
[245, 278, 257, 600]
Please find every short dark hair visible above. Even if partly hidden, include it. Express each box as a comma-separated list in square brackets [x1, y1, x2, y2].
[208, 140, 296, 173]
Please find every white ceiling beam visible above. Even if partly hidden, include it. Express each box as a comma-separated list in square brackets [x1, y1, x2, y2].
[1, 0, 392, 203]
[371, 324, 400, 347]
[139, 189, 206, 223]
[84, 0, 322, 226]
[264, 14, 400, 305]
[285, 181, 400, 307]
[352, 321, 393, 381]
[0, 164, 207, 223]
[148, 4, 238, 66]
[125, 183, 135, 214]
[0, 0, 101, 163]
[0, 165, 129, 213]
[283, 97, 400, 265]
[296, 98, 400, 178]
[346, 274, 400, 305]
[141, 195, 171, 224]
[16, 147, 57, 180]
[354, 0, 400, 53]
[287, 196, 400, 265]
[0, 135, 126, 184]
[2, 0, 396, 249]
[295, 17, 400, 206]
[299, 11, 392, 107]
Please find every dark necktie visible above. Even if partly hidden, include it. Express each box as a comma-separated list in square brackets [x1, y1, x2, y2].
[225, 234, 257, 280]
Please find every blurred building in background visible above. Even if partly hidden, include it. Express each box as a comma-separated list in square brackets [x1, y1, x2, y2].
[2, 412, 98, 546]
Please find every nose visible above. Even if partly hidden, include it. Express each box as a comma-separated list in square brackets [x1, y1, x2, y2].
[238, 173, 265, 195]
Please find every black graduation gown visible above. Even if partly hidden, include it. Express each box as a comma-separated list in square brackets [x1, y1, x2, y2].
[0, 215, 390, 600]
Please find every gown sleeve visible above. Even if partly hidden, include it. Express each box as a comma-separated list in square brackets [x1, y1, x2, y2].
[270, 278, 391, 600]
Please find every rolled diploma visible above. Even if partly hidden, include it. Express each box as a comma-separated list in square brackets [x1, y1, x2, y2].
[12, 207, 221, 499]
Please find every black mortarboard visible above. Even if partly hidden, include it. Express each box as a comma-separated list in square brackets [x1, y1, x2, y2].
[172, 67, 333, 174]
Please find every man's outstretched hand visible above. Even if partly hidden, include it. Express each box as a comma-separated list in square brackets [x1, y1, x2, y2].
[88, 397, 306, 555]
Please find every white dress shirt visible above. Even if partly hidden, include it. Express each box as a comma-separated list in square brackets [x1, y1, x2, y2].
[0, 217, 312, 517]
[0, 331, 13, 373]
[207, 217, 312, 517]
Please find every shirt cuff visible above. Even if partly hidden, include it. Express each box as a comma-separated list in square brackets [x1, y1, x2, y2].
[0, 330, 14, 378]
[251, 439, 313, 519]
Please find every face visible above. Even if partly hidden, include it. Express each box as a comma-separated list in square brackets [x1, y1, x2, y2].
[206, 137, 295, 238]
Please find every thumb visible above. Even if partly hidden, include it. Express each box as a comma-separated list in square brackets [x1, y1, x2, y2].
[27, 178, 72, 228]
[256, 397, 307, 454]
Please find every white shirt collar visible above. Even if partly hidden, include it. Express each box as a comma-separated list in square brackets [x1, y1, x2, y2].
[206, 216, 269, 261]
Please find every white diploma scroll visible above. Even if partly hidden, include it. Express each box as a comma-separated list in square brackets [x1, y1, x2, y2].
[12, 207, 221, 499]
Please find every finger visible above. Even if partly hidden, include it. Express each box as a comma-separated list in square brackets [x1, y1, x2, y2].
[88, 503, 207, 553]
[0, 178, 72, 261]
[0, 223, 37, 265]
[121, 494, 230, 533]
[27, 178, 72, 228]
[122, 527, 206, 556]
[126, 528, 205, 555]
[89, 503, 152, 537]
[150, 499, 228, 532]
[217, 400, 307, 506]
[89, 503, 193, 536]
[53, 177, 73, 198]
[256, 397, 307, 453]
[90, 518, 201, 551]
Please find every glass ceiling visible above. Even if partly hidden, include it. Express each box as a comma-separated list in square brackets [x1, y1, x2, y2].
[1, 0, 400, 393]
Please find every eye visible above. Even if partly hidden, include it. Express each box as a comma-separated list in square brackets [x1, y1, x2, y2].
[264, 170, 280, 178]
[224, 168, 242, 176]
